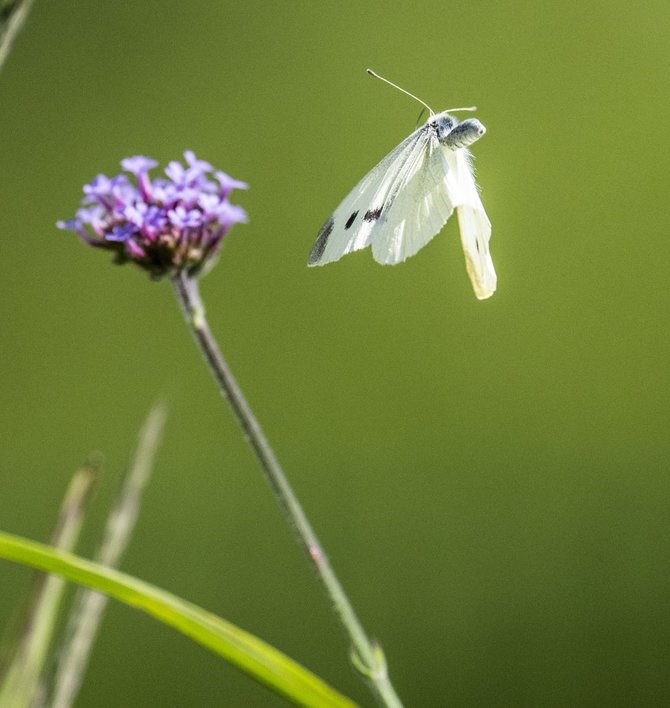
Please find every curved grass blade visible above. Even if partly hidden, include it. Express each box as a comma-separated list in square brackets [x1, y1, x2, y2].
[0, 532, 357, 708]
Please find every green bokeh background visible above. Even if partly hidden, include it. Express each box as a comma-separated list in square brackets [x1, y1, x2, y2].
[1, 1, 669, 706]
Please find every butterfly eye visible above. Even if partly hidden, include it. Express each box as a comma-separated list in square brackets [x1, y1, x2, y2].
[433, 115, 456, 141]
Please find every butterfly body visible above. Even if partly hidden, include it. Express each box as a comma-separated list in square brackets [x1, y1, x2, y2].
[308, 109, 496, 300]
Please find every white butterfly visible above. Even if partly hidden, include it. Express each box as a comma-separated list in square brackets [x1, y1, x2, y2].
[308, 70, 496, 300]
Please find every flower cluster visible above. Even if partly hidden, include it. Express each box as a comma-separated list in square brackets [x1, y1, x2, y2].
[58, 151, 247, 278]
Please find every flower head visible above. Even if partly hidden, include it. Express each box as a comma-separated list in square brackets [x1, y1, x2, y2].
[58, 151, 247, 278]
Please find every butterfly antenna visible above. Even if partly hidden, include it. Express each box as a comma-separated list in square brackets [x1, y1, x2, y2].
[367, 68, 435, 116]
[444, 105, 478, 113]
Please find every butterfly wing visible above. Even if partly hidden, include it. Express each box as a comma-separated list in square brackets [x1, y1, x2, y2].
[448, 149, 496, 300]
[370, 132, 457, 264]
[308, 126, 427, 266]
[375, 140, 497, 299]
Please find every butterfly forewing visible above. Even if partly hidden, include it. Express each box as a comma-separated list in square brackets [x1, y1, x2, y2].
[308, 127, 426, 266]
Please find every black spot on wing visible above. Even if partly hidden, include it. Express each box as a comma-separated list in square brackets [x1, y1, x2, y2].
[345, 211, 358, 230]
[364, 207, 382, 222]
[308, 216, 334, 265]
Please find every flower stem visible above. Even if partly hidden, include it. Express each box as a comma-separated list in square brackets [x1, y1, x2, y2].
[172, 272, 403, 708]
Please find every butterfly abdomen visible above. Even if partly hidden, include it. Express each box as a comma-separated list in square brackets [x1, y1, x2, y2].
[439, 118, 486, 150]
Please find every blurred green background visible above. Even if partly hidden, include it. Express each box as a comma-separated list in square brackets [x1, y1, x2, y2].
[1, 1, 669, 706]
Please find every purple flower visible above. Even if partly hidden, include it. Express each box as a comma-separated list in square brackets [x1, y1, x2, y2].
[58, 151, 247, 278]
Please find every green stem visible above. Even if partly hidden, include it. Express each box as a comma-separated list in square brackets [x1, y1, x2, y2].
[0, 0, 35, 73]
[49, 404, 167, 708]
[0, 461, 99, 707]
[172, 272, 403, 708]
